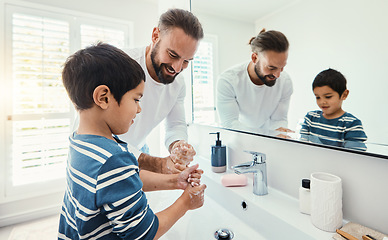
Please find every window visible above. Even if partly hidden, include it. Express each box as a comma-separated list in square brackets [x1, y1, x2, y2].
[81, 24, 126, 48]
[192, 35, 218, 124]
[4, 4, 132, 196]
[9, 12, 71, 187]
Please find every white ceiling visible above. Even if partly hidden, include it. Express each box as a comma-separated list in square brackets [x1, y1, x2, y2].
[143, 0, 301, 23]
[191, 0, 301, 23]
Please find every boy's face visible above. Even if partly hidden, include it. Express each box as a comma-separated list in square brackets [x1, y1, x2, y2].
[109, 81, 145, 135]
[150, 27, 199, 84]
[313, 85, 348, 119]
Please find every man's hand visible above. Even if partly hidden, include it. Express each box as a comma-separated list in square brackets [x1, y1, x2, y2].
[163, 156, 182, 174]
[169, 140, 196, 170]
[138, 140, 196, 174]
[275, 127, 294, 133]
[276, 133, 292, 139]
[275, 127, 294, 139]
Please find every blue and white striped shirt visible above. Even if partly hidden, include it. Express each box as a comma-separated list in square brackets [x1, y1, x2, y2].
[300, 110, 367, 151]
[58, 133, 158, 239]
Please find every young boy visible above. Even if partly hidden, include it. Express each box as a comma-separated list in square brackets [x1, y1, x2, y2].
[58, 43, 206, 240]
[300, 68, 367, 151]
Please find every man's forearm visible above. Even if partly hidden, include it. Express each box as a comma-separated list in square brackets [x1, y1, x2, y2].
[138, 153, 174, 174]
[138, 153, 163, 173]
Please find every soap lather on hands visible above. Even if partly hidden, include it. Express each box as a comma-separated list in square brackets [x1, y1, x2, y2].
[177, 164, 203, 188]
[170, 140, 196, 170]
[169, 140, 202, 186]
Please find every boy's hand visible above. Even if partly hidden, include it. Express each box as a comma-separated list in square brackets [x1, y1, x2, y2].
[170, 140, 196, 170]
[176, 164, 204, 190]
[183, 184, 206, 210]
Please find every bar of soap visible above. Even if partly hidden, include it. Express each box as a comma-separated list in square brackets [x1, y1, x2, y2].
[221, 174, 247, 187]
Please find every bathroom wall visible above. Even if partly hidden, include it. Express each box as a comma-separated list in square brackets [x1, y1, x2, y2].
[254, 0, 388, 144]
[188, 124, 388, 234]
[194, 12, 254, 75]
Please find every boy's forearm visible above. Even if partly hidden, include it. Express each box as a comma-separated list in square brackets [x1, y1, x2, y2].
[139, 170, 177, 191]
[154, 197, 189, 239]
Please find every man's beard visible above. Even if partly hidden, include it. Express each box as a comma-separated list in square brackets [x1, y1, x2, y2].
[150, 43, 178, 85]
[254, 62, 277, 87]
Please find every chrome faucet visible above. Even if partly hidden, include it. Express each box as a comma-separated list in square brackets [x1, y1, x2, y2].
[232, 150, 268, 196]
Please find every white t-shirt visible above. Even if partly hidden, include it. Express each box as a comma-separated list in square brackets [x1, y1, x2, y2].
[119, 47, 188, 155]
[216, 61, 293, 134]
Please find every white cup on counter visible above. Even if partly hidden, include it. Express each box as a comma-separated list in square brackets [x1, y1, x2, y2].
[310, 172, 343, 232]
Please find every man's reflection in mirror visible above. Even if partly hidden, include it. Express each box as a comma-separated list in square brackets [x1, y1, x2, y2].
[299, 68, 367, 151]
[216, 29, 293, 137]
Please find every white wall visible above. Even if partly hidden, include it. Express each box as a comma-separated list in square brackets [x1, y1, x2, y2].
[190, 12, 255, 126]
[195, 13, 255, 74]
[255, 0, 388, 145]
[189, 124, 388, 234]
[0, 0, 159, 227]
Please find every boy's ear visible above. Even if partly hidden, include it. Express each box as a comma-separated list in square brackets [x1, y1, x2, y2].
[341, 89, 349, 100]
[93, 85, 111, 109]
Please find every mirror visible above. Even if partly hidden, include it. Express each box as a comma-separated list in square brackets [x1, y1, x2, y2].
[191, 0, 388, 157]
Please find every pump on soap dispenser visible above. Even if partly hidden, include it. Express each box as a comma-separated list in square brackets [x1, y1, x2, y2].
[210, 132, 226, 173]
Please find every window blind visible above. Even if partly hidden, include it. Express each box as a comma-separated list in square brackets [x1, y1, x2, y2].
[10, 13, 71, 186]
[7, 8, 130, 188]
[81, 24, 125, 48]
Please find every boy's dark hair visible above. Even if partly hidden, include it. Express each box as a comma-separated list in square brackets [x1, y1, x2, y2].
[158, 8, 203, 40]
[313, 68, 347, 96]
[249, 28, 289, 53]
[62, 42, 145, 110]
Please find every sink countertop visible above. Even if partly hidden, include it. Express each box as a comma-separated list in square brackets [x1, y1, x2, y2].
[194, 156, 334, 240]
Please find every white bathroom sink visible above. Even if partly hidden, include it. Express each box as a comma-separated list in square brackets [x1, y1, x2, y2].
[146, 156, 333, 240]
[147, 190, 265, 239]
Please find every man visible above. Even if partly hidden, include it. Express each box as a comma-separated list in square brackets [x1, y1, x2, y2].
[120, 8, 204, 172]
[216, 29, 293, 137]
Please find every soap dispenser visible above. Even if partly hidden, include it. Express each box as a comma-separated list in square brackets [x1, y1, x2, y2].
[210, 132, 226, 173]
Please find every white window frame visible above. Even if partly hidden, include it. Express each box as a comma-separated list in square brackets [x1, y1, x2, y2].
[191, 34, 219, 124]
[1, 0, 133, 202]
